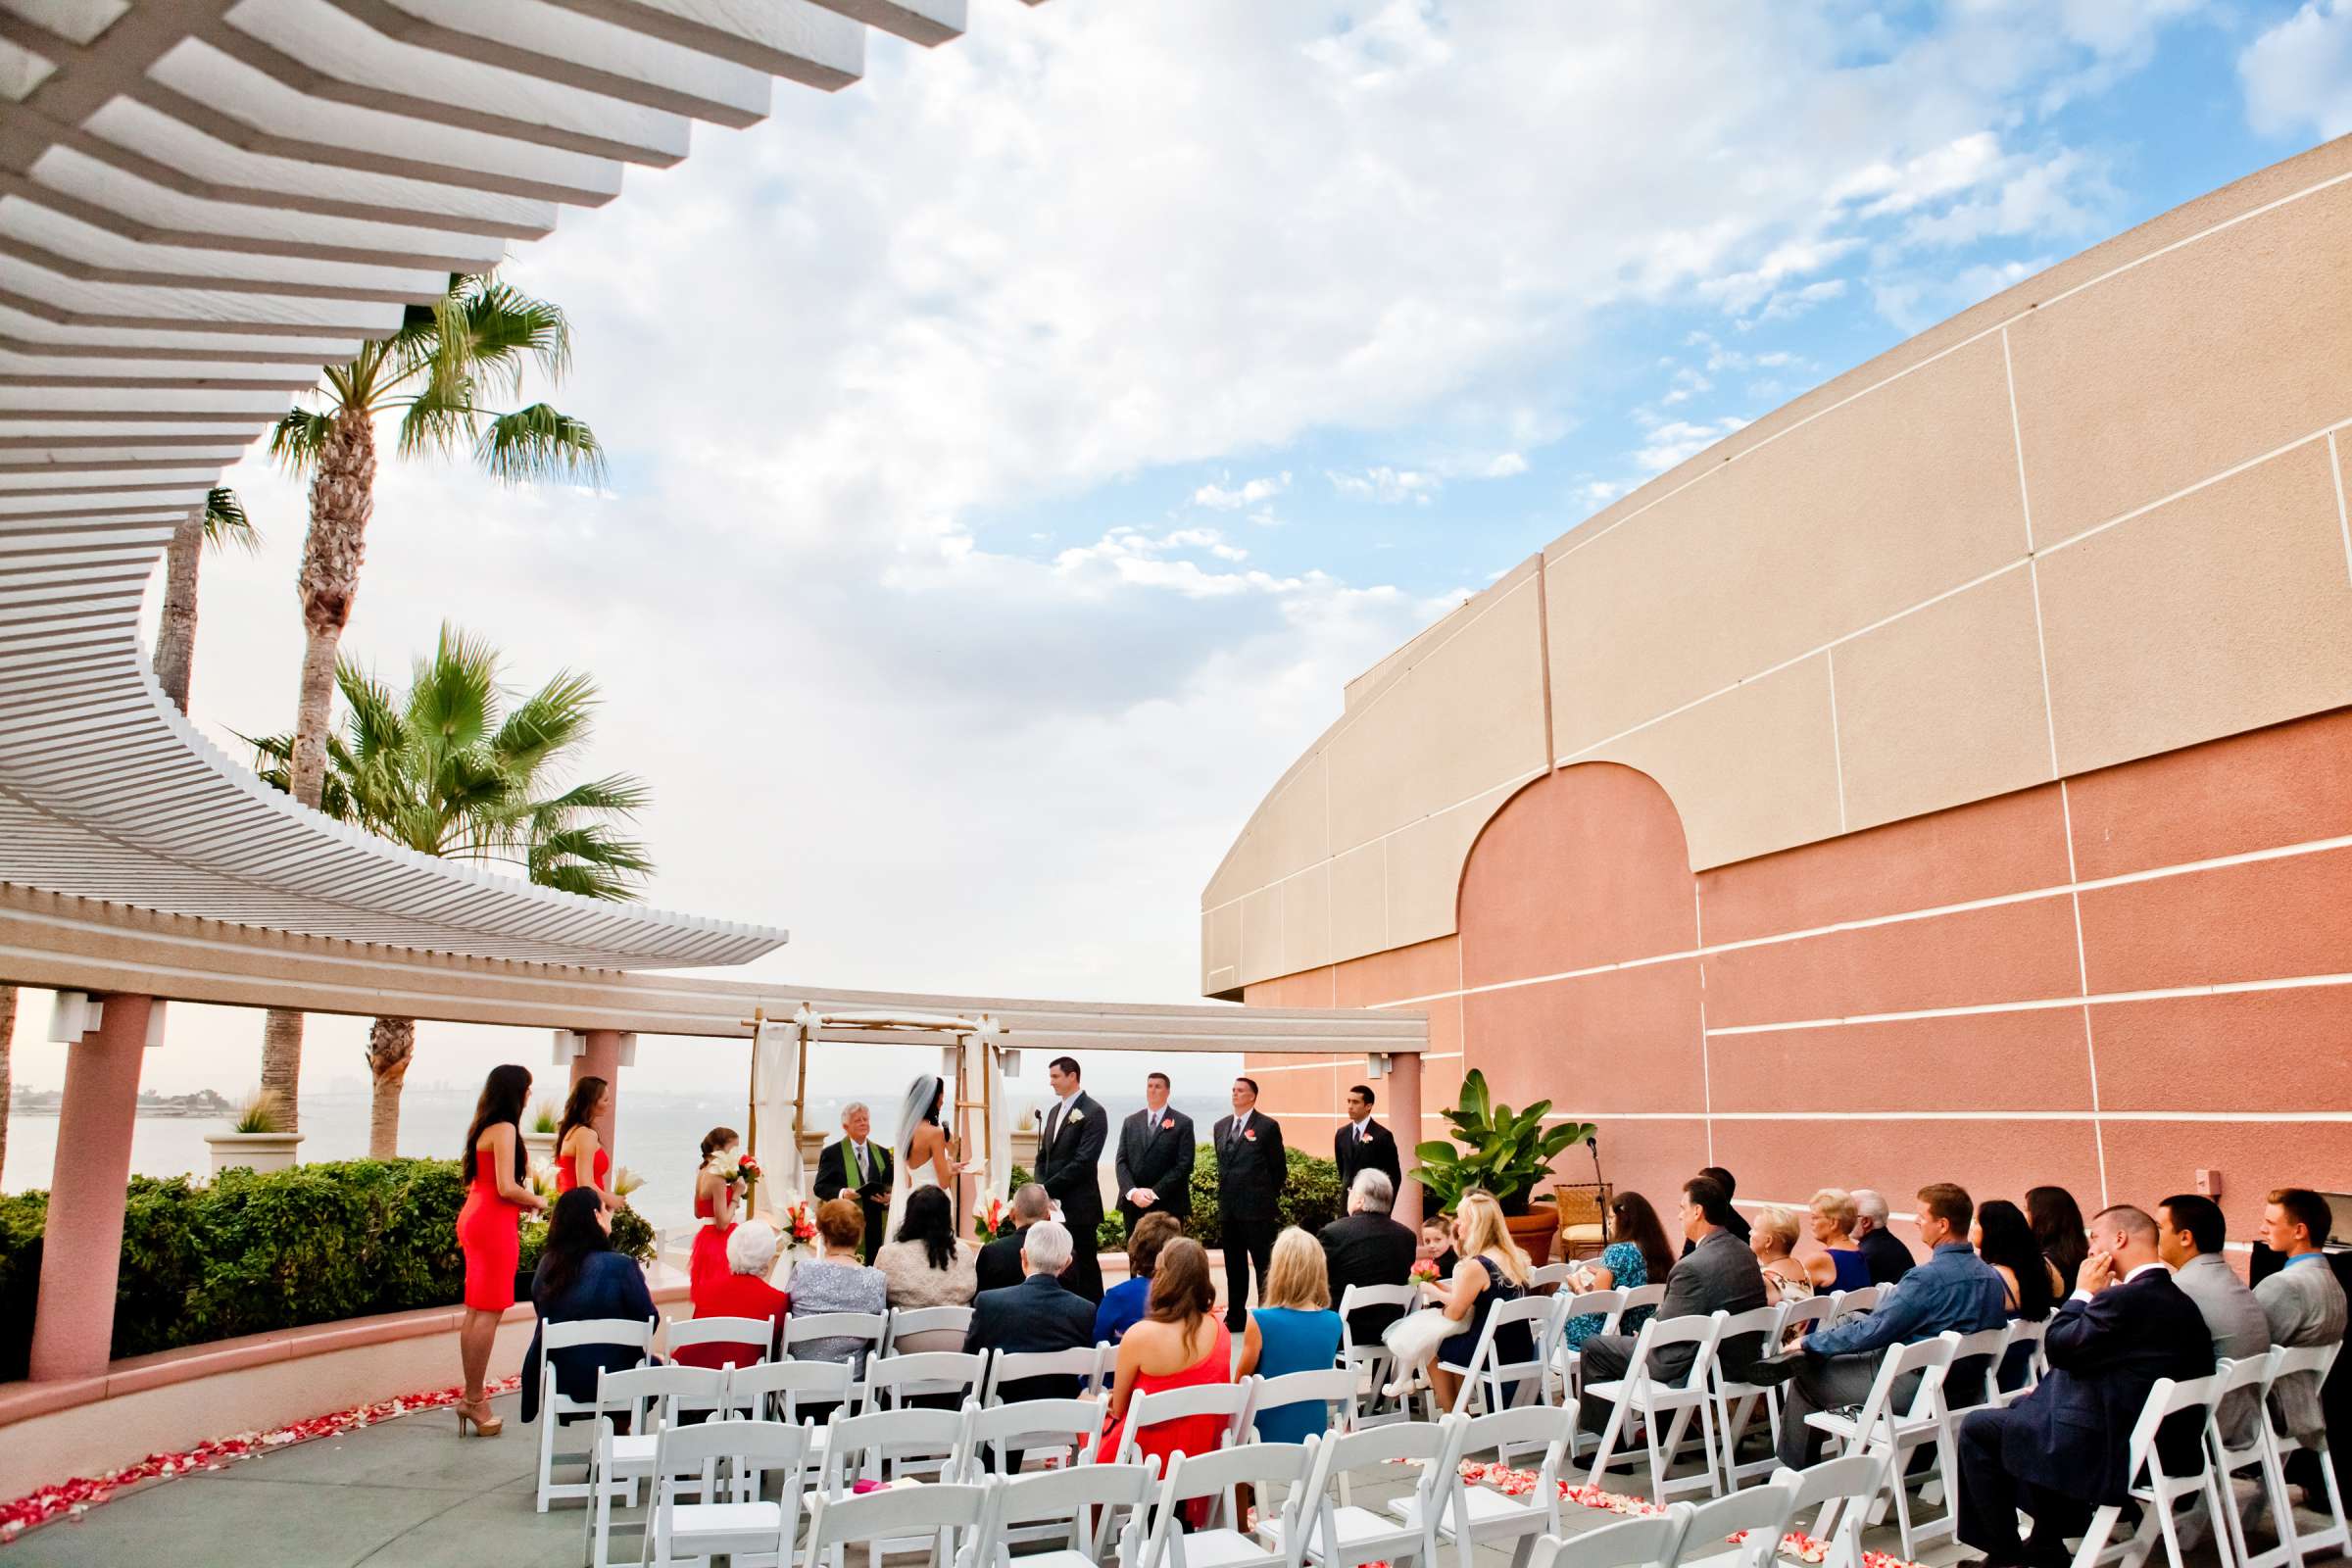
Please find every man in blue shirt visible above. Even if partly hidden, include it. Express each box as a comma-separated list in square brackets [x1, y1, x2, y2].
[1773, 1182, 2008, 1469]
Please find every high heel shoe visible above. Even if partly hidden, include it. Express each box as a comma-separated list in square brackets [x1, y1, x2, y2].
[455, 1397, 504, 1438]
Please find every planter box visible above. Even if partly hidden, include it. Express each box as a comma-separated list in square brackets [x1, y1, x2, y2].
[206, 1132, 304, 1176]
[521, 1131, 560, 1171]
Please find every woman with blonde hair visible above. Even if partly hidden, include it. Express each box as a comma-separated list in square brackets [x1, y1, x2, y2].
[1750, 1206, 1817, 1303]
[1429, 1190, 1533, 1411]
[1801, 1188, 1873, 1293]
[1237, 1227, 1345, 1442]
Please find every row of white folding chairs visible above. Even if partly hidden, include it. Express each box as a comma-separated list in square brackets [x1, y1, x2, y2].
[1531, 1453, 1889, 1568]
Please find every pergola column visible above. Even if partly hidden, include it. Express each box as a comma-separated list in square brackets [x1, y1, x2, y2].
[571, 1029, 624, 1155]
[1389, 1049, 1424, 1233]
[29, 993, 152, 1382]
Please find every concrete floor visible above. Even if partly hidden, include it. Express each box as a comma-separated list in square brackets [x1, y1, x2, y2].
[8, 1392, 2291, 1568]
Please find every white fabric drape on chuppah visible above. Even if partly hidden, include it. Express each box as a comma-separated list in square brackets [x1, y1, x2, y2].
[749, 1016, 805, 1218]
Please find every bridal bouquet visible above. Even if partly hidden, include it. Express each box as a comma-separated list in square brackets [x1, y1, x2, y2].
[1409, 1258, 1443, 1286]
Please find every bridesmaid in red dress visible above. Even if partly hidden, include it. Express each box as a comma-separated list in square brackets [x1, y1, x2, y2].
[554, 1076, 621, 1210]
[455, 1063, 546, 1436]
[689, 1126, 744, 1292]
[1097, 1238, 1255, 1490]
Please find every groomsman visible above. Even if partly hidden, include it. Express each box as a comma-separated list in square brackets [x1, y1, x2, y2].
[1116, 1070, 1196, 1236]
[1333, 1083, 1401, 1195]
[1034, 1055, 1108, 1301]
[812, 1102, 892, 1264]
[1213, 1077, 1285, 1331]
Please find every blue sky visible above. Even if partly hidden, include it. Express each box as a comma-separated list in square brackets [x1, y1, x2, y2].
[60, 0, 2351, 1106]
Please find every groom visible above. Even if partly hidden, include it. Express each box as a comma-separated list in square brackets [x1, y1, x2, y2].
[1034, 1056, 1108, 1300]
[814, 1102, 892, 1264]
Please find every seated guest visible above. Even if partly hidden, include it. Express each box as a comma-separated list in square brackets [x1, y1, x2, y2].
[1749, 1206, 1817, 1304]
[2158, 1192, 2270, 1447]
[519, 1188, 656, 1424]
[1097, 1211, 1182, 1346]
[1681, 1165, 1752, 1255]
[1772, 1183, 2007, 1470]
[977, 1182, 1052, 1295]
[786, 1198, 887, 1371]
[1975, 1199, 2061, 1391]
[1956, 1203, 2214, 1568]
[672, 1219, 788, 1370]
[1239, 1227, 1346, 1442]
[965, 1219, 1098, 1474]
[2028, 1184, 2090, 1295]
[1320, 1169, 1419, 1346]
[2255, 1187, 2346, 1483]
[1852, 1189, 1916, 1284]
[1563, 1190, 1678, 1353]
[1581, 1174, 1765, 1433]
[1430, 1192, 1535, 1413]
[1097, 1237, 1247, 1483]
[1801, 1188, 1874, 1293]
[875, 1185, 979, 1352]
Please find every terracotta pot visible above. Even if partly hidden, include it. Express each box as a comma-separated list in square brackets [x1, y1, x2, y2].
[1505, 1209, 1557, 1267]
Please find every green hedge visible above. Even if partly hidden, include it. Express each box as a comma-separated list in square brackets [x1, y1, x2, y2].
[0, 1157, 653, 1380]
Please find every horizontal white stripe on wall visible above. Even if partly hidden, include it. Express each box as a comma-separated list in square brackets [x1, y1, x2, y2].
[1705, 970, 2352, 1037]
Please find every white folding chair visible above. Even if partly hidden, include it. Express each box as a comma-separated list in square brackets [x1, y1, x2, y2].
[1393, 1403, 1575, 1568]
[1440, 1296, 1557, 1418]
[722, 1357, 855, 1422]
[984, 1344, 1110, 1402]
[1256, 1368, 1360, 1444]
[1549, 1287, 1626, 1409]
[1617, 1283, 1668, 1319]
[957, 1397, 1103, 1480]
[1999, 1315, 2049, 1403]
[1707, 1303, 1790, 1491]
[1527, 1506, 1690, 1568]
[577, 1363, 727, 1568]
[1138, 1440, 1317, 1568]
[2269, 1342, 2350, 1562]
[886, 1303, 976, 1351]
[1267, 1417, 1464, 1568]
[785, 1310, 888, 1397]
[1341, 1285, 1423, 1427]
[1825, 1287, 1880, 1322]
[1584, 1311, 1727, 1505]
[643, 1419, 811, 1568]
[665, 1314, 776, 1366]
[973, 1461, 1157, 1568]
[2208, 1354, 2297, 1568]
[534, 1315, 657, 1511]
[869, 1349, 989, 1410]
[1117, 1381, 1259, 1468]
[2069, 1374, 2228, 1568]
[1922, 1325, 2013, 1517]
[1673, 1476, 1799, 1568]
[1800, 1332, 1955, 1559]
[1773, 1454, 1888, 1568]
[817, 1403, 976, 1496]
[800, 1479, 999, 1568]
[1529, 1263, 1575, 1291]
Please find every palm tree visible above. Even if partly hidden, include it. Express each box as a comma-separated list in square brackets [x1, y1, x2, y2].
[258, 273, 606, 1130]
[154, 488, 259, 713]
[249, 624, 651, 1156]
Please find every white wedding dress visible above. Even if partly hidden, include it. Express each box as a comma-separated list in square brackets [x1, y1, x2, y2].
[884, 1071, 951, 1241]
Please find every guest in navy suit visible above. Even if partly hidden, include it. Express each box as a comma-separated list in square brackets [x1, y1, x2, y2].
[963, 1219, 1096, 1473]
[1955, 1203, 2215, 1568]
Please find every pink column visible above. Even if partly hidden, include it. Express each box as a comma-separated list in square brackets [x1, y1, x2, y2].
[1389, 1049, 1424, 1234]
[571, 1030, 623, 1157]
[29, 994, 151, 1383]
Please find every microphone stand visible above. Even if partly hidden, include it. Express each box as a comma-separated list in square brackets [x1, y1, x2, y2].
[1587, 1136, 1606, 1243]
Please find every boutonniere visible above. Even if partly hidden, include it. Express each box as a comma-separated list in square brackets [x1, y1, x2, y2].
[1068, 1109, 1084, 1124]
[1244, 1128, 1257, 1142]
[1160, 1116, 1174, 1131]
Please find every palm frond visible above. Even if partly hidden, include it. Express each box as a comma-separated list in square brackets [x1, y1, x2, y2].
[404, 624, 501, 760]
[201, 488, 261, 554]
[461, 275, 574, 388]
[474, 403, 606, 487]
[493, 667, 598, 774]
[267, 410, 334, 474]
[391, 377, 482, 462]
[533, 772, 651, 818]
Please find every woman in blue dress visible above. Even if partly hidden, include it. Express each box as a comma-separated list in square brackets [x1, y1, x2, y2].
[1427, 1192, 1534, 1413]
[1560, 1189, 1678, 1354]
[1095, 1212, 1181, 1346]
[1238, 1228, 1345, 1444]
[1802, 1189, 1875, 1294]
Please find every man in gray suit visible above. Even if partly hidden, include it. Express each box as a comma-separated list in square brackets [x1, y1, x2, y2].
[2160, 1193, 2271, 1446]
[2256, 1187, 2346, 1488]
[1577, 1173, 1767, 1435]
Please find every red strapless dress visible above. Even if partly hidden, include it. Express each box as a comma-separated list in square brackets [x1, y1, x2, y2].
[555, 1143, 610, 1195]
[1096, 1320, 1234, 1476]
[456, 1162, 525, 1311]
[689, 1183, 737, 1291]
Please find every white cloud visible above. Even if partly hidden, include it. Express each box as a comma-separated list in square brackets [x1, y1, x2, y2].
[1192, 472, 1291, 510]
[1633, 416, 1750, 473]
[2241, 0, 2352, 140]
[1327, 466, 1443, 505]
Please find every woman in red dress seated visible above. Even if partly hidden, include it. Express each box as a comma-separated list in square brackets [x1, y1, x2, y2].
[689, 1125, 745, 1292]
[1097, 1238, 1258, 1481]
[554, 1075, 621, 1211]
[673, 1219, 791, 1369]
[454, 1063, 547, 1437]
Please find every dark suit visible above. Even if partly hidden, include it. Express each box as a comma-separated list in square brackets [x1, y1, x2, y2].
[975, 1224, 1031, 1295]
[1579, 1228, 1767, 1432]
[1857, 1225, 1916, 1285]
[962, 1272, 1098, 1474]
[1115, 1105, 1196, 1235]
[1957, 1265, 2216, 1562]
[1320, 1210, 1418, 1345]
[1035, 1094, 1108, 1301]
[812, 1137, 893, 1264]
[1333, 1117, 1401, 1196]
[1212, 1109, 1285, 1330]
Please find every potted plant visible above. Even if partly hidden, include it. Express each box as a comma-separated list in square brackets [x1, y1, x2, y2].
[205, 1090, 304, 1175]
[1409, 1069, 1592, 1266]
[521, 1098, 562, 1172]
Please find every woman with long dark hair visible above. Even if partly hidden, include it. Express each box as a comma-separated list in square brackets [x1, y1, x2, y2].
[2027, 1185, 2089, 1294]
[518, 1188, 657, 1425]
[874, 1184, 978, 1352]
[455, 1063, 546, 1436]
[1979, 1198, 2063, 1390]
[554, 1075, 620, 1211]
[1096, 1237, 1244, 1490]
[1560, 1190, 1673, 1354]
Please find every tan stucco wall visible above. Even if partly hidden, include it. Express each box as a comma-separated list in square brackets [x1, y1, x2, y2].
[1202, 133, 2352, 998]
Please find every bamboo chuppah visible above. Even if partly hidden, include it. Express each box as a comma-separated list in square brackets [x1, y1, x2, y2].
[740, 1005, 1012, 1235]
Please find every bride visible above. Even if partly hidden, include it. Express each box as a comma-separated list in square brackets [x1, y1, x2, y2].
[886, 1073, 960, 1238]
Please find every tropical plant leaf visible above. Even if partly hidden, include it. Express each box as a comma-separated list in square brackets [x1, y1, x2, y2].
[201, 488, 260, 554]
[475, 402, 606, 486]
[267, 410, 334, 473]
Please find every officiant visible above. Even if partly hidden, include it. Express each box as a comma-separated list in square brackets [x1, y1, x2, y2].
[813, 1102, 893, 1264]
